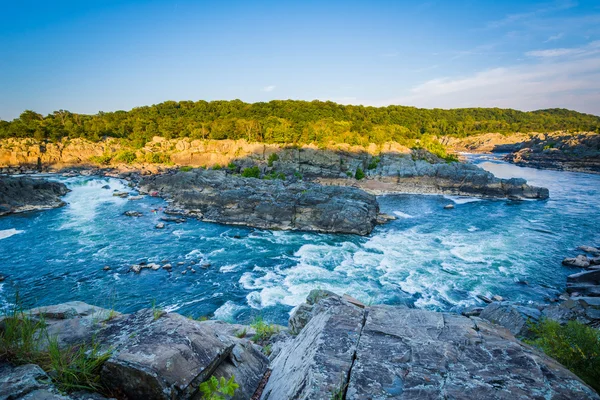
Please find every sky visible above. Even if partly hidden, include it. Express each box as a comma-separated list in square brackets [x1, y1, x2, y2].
[1, 0, 599, 120]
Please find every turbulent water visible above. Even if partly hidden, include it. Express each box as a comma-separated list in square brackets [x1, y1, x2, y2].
[1, 154, 599, 324]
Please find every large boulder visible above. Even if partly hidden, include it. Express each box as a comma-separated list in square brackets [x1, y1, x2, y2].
[0, 176, 69, 216]
[98, 309, 268, 400]
[478, 302, 542, 337]
[139, 169, 379, 235]
[263, 293, 599, 399]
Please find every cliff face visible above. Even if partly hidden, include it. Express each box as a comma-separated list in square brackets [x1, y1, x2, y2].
[0, 176, 69, 216]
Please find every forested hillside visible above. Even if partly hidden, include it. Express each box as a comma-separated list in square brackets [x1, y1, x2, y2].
[1, 100, 599, 148]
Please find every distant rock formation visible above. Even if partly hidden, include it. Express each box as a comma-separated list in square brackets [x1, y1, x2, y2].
[0, 175, 69, 216]
[139, 169, 380, 235]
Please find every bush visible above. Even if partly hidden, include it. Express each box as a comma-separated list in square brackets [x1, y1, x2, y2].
[179, 166, 194, 172]
[227, 162, 237, 171]
[113, 150, 137, 164]
[144, 152, 171, 164]
[89, 153, 113, 165]
[212, 164, 222, 170]
[263, 171, 285, 180]
[354, 167, 365, 180]
[199, 375, 239, 400]
[241, 166, 260, 178]
[525, 319, 600, 392]
[267, 153, 279, 167]
[367, 156, 380, 170]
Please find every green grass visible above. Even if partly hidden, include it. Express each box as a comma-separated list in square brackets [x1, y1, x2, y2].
[0, 300, 112, 394]
[234, 328, 247, 338]
[263, 171, 285, 180]
[250, 316, 279, 343]
[179, 165, 194, 172]
[525, 319, 600, 393]
[151, 300, 164, 321]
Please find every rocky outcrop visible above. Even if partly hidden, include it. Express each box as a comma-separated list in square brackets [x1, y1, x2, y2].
[445, 131, 600, 174]
[139, 169, 380, 235]
[0, 175, 69, 216]
[263, 291, 598, 399]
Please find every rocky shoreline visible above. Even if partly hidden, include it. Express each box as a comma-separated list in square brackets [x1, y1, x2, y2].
[0, 175, 69, 216]
[445, 131, 600, 174]
[1, 290, 598, 400]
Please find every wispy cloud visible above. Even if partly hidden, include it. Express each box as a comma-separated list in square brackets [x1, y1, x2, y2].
[487, 0, 578, 29]
[544, 32, 564, 42]
[374, 42, 600, 115]
[526, 40, 600, 57]
[262, 85, 276, 92]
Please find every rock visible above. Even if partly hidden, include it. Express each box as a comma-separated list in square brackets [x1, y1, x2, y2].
[0, 176, 69, 216]
[288, 303, 314, 335]
[578, 245, 600, 255]
[128, 195, 144, 201]
[102, 266, 110, 271]
[162, 263, 172, 270]
[0, 363, 54, 399]
[181, 270, 187, 275]
[567, 269, 600, 283]
[562, 255, 590, 268]
[375, 213, 396, 224]
[101, 185, 110, 189]
[191, 268, 196, 273]
[342, 294, 366, 308]
[573, 296, 600, 309]
[444, 203, 455, 209]
[491, 294, 504, 302]
[123, 210, 142, 217]
[177, 262, 185, 265]
[112, 191, 129, 198]
[155, 222, 165, 229]
[149, 263, 160, 271]
[566, 283, 600, 297]
[265, 292, 599, 399]
[476, 294, 493, 304]
[590, 257, 600, 266]
[98, 309, 268, 400]
[461, 306, 484, 317]
[160, 216, 186, 223]
[201, 263, 211, 269]
[139, 169, 380, 235]
[478, 302, 541, 337]
[261, 295, 365, 400]
[0, 274, 5, 282]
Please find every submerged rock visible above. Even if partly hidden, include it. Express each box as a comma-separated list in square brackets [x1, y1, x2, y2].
[139, 169, 380, 235]
[0, 176, 69, 216]
[123, 210, 142, 217]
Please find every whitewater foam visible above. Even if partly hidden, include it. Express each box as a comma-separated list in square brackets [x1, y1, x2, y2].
[0, 229, 24, 240]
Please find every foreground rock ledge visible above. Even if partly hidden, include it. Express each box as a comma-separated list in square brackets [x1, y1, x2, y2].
[263, 291, 598, 399]
[0, 175, 69, 216]
[139, 169, 380, 235]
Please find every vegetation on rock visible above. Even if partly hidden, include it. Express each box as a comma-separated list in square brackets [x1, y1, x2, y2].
[526, 319, 600, 392]
[199, 375, 239, 400]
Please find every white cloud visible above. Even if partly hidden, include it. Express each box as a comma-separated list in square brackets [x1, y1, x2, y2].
[526, 48, 580, 57]
[262, 85, 276, 92]
[373, 44, 600, 115]
[487, 0, 578, 29]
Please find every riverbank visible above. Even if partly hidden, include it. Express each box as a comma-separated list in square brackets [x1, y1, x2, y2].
[1, 290, 598, 399]
[445, 131, 600, 174]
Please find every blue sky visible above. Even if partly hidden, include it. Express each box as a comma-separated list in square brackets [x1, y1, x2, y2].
[1, 0, 599, 120]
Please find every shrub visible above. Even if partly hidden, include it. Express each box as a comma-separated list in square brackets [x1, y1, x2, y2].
[263, 172, 285, 180]
[113, 150, 137, 164]
[525, 319, 600, 392]
[227, 162, 237, 171]
[267, 153, 279, 167]
[250, 316, 279, 343]
[199, 375, 239, 400]
[89, 153, 113, 165]
[144, 152, 171, 164]
[367, 156, 380, 170]
[212, 164, 222, 170]
[179, 166, 194, 172]
[354, 167, 365, 180]
[241, 166, 260, 178]
[294, 171, 303, 180]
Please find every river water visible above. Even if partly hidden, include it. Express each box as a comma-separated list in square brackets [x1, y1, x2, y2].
[1, 154, 599, 324]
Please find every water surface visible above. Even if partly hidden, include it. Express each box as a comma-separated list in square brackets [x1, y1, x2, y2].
[1, 155, 598, 324]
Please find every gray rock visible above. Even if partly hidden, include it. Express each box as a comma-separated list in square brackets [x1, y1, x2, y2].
[155, 222, 165, 229]
[562, 255, 590, 268]
[444, 203, 455, 209]
[479, 302, 541, 337]
[123, 210, 142, 217]
[261, 296, 365, 400]
[139, 169, 379, 235]
[0, 176, 69, 216]
[567, 269, 600, 283]
[577, 245, 600, 255]
[0, 363, 52, 399]
[98, 309, 268, 400]
[572, 296, 600, 309]
[566, 283, 600, 297]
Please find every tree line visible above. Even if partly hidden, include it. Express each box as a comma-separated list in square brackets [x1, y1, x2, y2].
[1, 100, 599, 148]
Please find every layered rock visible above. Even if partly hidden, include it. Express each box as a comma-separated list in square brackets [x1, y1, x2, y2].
[263, 291, 598, 399]
[139, 169, 380, 235]
[0, 175, 69, 216]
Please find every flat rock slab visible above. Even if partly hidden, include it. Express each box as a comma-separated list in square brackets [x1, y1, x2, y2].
[567, 269, 600, 284]
[0, 176, 69, 216]
[265, 294, 599, 400]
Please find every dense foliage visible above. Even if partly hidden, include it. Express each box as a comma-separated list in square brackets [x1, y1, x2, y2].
[526, 319, 600, 392]
[1, 101, 598, 148]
